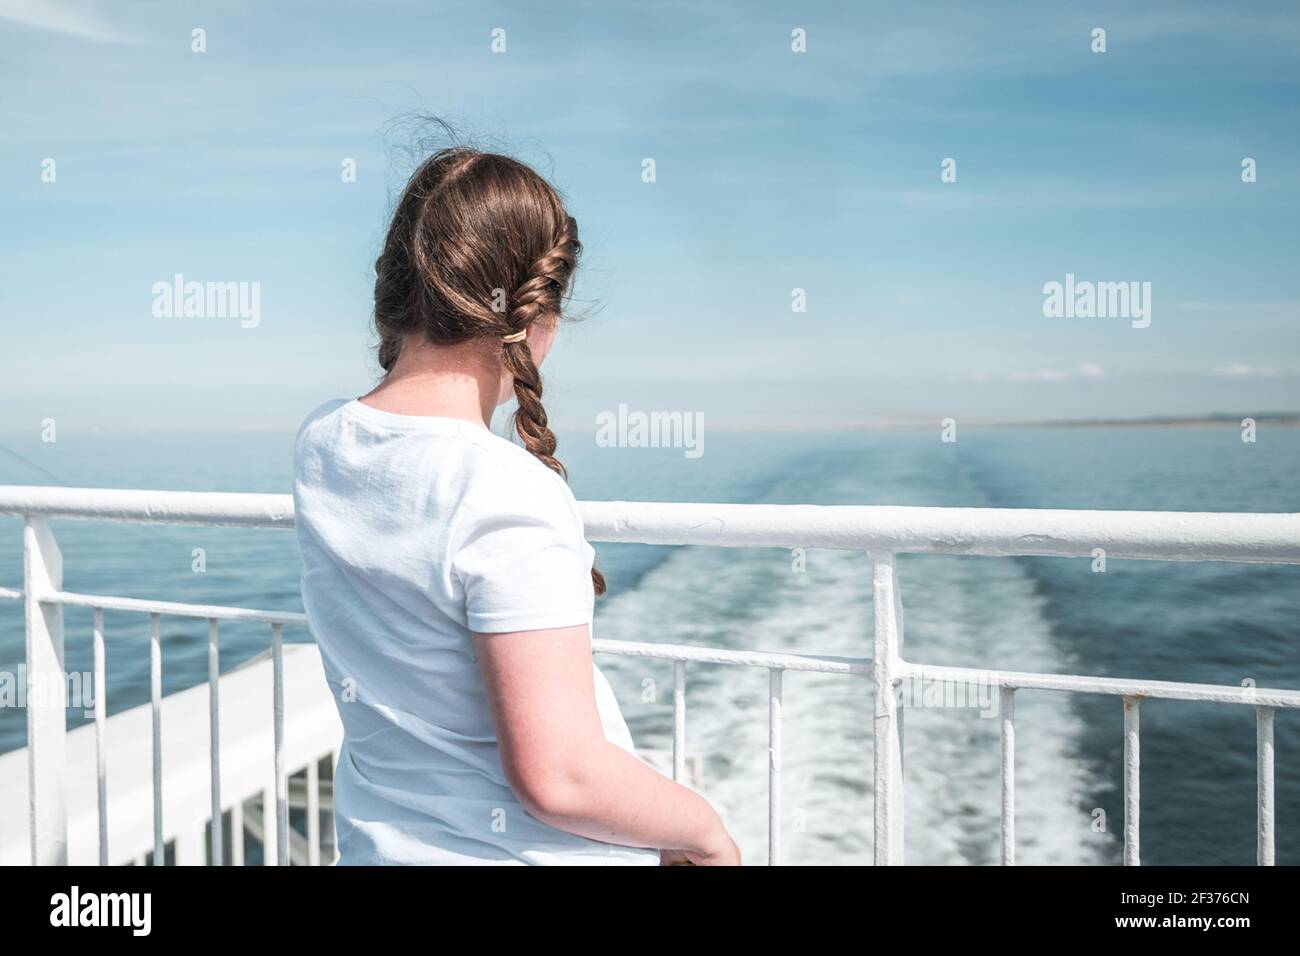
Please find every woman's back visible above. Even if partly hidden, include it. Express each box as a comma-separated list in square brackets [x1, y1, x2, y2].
[294, 398, 657, 865]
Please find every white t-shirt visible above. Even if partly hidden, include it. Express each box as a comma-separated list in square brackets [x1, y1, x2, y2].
[293, 398, 658, 865]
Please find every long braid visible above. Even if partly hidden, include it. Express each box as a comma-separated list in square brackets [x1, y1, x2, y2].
[503, 341, 566, 478]
[501, 221, 605, 594]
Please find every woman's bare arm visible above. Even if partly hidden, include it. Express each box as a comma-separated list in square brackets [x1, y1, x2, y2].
[473, 624, 741, 865]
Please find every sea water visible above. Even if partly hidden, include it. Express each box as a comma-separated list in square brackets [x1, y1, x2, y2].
[0, 424, 1296, 865]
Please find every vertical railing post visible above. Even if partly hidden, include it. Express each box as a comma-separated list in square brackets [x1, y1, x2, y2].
[92, 607, 108, 866]
[672, 660, 686, 783]
[306, 758, 321, 866]
[260, 785, 277, 866]
[24, 517, 67, 865]
[329, 747, 341, 864]
[271, 623, 289, 866]
[149, 613, 164, 865]
[768, 668, 783, 866]
[1257, 706, 1275, 866]
[871, 552, 904, 865]
[1123, 696, 1140, 866]
[1000, 687, 1016, 865]
[207, 618, 222, 865]
[230, 799, 245, 866]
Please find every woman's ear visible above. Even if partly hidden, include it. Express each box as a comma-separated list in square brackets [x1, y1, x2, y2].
[525, 317, 560, 366]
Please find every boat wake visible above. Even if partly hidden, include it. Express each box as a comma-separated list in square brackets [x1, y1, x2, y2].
[596, 531, 1114, 865]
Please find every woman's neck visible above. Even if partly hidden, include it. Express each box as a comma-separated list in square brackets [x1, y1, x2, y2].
[359, 335, 502, 429]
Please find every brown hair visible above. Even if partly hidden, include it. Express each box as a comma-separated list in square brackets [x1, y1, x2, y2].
[373, 148, 605, 595]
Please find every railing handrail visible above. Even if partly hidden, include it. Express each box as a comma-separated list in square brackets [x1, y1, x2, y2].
[2, 484, 1299, 563]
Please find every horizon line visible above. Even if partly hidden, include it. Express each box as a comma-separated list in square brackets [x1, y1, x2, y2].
[1, 411, 1297, 438]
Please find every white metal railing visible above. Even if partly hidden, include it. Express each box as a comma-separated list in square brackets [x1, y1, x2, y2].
[1, 485, 1298, 866]
[1, 500, 339, 867]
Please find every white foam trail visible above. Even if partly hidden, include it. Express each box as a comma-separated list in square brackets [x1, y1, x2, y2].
[596, 542, 1115, 865]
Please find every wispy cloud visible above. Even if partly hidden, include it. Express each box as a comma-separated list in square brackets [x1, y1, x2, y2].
[1211, 364, 1279, 378]
[971, 364, 1108, 383]
[0, 0, 128, 43]
[1173, 301, 1299, 316]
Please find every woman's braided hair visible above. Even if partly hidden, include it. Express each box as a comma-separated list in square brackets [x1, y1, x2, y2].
[373, 148, 605, 595]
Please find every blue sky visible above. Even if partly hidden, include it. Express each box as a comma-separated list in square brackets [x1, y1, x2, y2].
[1, 0, 1297, 432]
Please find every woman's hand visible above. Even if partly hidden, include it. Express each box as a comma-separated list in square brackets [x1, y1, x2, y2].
[688, 828, 743, 865]
[661, 826, 743, 866]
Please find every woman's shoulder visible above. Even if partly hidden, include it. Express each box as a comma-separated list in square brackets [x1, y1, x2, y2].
[460, 435, 580, 510]
[294, 398, 350, 443]
[450, 434, 585, 539]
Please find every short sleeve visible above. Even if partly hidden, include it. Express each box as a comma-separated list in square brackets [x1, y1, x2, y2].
[453, 467, 595, 634]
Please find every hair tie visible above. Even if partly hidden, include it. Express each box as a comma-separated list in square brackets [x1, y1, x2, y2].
[501, 330, 527, 344]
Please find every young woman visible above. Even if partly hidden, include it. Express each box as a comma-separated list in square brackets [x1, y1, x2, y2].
[293, 148, 740, 865]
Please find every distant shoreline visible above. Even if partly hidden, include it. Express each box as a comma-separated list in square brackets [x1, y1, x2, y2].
[622, 413, 1300, 433]
[596, 413, 1300, 433]
[984, 413, 1300, 429]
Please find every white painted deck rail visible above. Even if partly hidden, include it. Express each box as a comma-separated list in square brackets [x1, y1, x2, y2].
[1, 485, 1298, 866]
